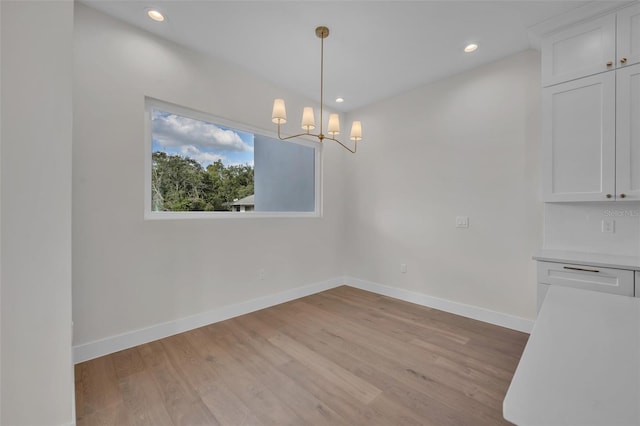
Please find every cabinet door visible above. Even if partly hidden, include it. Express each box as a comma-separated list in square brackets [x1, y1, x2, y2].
[542, 72, 616, 202]
[542, 14, 615, 87]
[616, 63, 640, 201]
[617, 3, 640, 68]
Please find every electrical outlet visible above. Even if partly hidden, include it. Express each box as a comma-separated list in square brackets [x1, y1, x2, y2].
[259, 269, 266, 280]
[400, 263, 407, 273]
[456, 216, 469, 228]
[602, 219, 615, 233]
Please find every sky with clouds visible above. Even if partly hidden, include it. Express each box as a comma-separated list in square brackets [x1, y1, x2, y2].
[151, 109, 254, 167]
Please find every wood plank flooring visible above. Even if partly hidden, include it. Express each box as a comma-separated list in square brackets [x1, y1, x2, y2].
[75, 286, 529, 426]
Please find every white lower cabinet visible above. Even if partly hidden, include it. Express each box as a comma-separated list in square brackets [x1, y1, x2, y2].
[537, 261, 635, 311]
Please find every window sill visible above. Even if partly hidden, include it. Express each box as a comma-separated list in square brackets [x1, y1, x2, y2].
[144, 211, 321, 220]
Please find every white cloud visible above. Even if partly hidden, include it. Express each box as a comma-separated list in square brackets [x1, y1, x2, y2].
[179, 145, 225, 167]
[152, 111, 253, 153]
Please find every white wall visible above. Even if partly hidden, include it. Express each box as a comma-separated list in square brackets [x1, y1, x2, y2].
[73, 5, 346, 348]
[1, 1, 74, 425]
[343, 50, 543, 321]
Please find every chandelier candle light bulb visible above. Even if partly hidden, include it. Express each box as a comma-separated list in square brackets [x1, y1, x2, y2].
[271, 26, 362, 153]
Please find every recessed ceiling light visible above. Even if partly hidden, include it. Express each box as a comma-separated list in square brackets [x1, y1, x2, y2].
[464, 43, 478, 53]
[335, 97, 344, 103]
[147, 9, 165, 22]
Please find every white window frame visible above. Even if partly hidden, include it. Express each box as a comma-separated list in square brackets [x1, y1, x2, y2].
[144, 97, 323, 219]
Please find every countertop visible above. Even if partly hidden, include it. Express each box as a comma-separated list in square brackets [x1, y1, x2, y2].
[503, 285, 640, 425]
[534, 249, 640, 271]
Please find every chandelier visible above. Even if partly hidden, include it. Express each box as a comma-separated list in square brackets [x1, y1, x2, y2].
[271, 26, 362, 153]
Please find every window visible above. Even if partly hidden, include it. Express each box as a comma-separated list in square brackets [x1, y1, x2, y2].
[145, 98, 321, 218]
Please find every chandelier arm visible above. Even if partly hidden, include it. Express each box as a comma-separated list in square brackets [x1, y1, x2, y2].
[277, 122, 320, 141]
[324, 135, 357, 154]
[277, 133, 320, 142]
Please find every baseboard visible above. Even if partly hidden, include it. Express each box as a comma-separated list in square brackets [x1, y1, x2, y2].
[344, 276, 534, 333]
[74, 275, 534, 363]
[73, 277, 344, 363]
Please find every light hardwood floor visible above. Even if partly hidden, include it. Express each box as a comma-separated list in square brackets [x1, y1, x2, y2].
[75, 286, 529, 425]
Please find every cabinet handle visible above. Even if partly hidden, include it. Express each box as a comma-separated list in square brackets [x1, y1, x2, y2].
[563, 266, 600, 273]
[606, 194, 613, 199]
[621, 57, 628, 64]
[607, 61, 614, 67]
[620, 193, 626, 199]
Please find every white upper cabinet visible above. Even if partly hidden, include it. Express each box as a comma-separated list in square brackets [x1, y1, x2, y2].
[615, 63, 640, 200]
[542, 72, 616, 202]
[542, 15, 615, 87]
[541, 3, 640, 203]
[542, 3, 640, 87]
[617, 3, 640, 69]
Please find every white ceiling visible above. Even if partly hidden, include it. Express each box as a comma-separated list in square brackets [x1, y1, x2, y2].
[81, 1, 625, 112]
